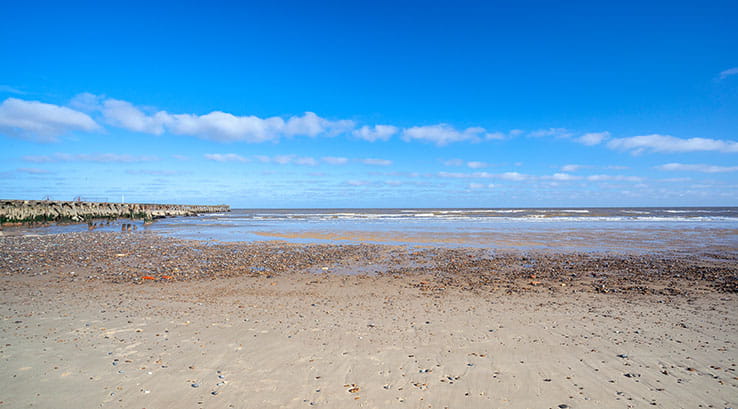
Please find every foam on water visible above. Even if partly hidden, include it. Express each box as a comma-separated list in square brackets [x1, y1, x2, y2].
[5, 207, 738, 252]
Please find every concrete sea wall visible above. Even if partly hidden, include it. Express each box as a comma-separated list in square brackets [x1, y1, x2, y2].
[0, 200, 229, 224]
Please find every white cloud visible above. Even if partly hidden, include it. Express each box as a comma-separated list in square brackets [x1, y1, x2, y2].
[608, 134, 738, 154]
[347, 180, 371, 186]
[438, 171, 524, 180]
[497, 172, 529, 181]
[274, 155, 298, 164]
[17, 167, 50, 174]
[253, 155, 318, 166]
[204, 153, 249, 162]
[587, 174, 642, 182]
[401, 124, 488, 146]
[485, 131, 506, 140]
[0, 85, 27, 95]
[284, 112, 354, 137]
[0, 98, 99, 142]
[719, 67, 738, 80]
[544, 173, 581, 181]
[438, 171, 470, 178]
[69, 92, 103, 111]
[576, 131, 609, 146]
[293, 156, 318, 166]
[102, 98, 170, 135]
[656, 163, 738, 173]
[321, 156, 349, 165]
[23, 153, 157, 163]
[442, 159, 465, 166]
[467, 183, 495, 189]
[467, 161, 488, 169]
[361, 158, 393, 166]
[73, 94, 355, 143]
[352, 124, 398, 141]
[561, 164, 585, 172]
[125, 169, 181, 176]
[529, 128, 573, 138]
[167, 111, 285, 142]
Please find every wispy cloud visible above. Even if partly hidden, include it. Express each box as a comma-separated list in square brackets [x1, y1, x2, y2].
[608, 134, 738, 154]
[468, 182, 495, 189]
[293, 156, 318, 166]
[587, 174, 643, 182]
[497, 172, 529, 181]
[0, 98, 99, 142]
[543, 173, 581, 181]
[576, 131, 610, 146]
[125, 169, 182, 176]
[0, 85, 27, 95]
[442, 158, 465, 167]
[253, 155, 319, 166]
[352, 125, 398, 141]
[437, 171, 529, 181]
[402, 124, 490, 146]
[204, 153, 249, 162]
[529, 128, 573, 138]
[321, 156, 349, 165]
[466, 161, 488, 169]
[656, 163, 738, 173]
[23, 153, 158, 163]
[16, 167, 51, 174]
[719, 67, 738, 80]
[561, 164, 586, 172]
[360, 158, 393, 166]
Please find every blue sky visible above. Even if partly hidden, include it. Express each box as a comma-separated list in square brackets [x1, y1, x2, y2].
[1, 0, 737, 207]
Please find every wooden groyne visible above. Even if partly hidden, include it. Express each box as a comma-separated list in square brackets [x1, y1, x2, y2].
[0, 200, 229, 225]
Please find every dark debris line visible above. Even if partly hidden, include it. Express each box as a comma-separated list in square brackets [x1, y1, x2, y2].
[0, 232, 736, 293]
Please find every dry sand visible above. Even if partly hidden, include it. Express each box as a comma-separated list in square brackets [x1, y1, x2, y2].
[1, 233, 737, 408]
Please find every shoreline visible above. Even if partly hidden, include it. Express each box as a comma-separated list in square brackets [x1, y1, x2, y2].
[1, 232, 736, 408]
[2, 231, 736, 293]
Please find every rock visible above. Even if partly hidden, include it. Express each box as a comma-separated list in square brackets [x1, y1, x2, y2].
[191, 383, 200, 388]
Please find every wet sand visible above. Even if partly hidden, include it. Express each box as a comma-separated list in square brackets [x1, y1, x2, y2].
[1, 232, 737, 408]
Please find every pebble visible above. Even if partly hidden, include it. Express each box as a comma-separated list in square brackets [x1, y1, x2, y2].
[191, 383, 200, 388]
[558, 405, 569, 409]
[617, 354, 628, 358]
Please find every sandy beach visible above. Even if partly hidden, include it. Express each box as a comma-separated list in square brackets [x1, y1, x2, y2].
[1, 232, 737, 408]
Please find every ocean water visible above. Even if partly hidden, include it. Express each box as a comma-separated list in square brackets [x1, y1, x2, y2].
[8, 207, 736, 253]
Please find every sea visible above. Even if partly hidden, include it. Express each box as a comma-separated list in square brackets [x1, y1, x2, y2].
[5, 207, 738, 253]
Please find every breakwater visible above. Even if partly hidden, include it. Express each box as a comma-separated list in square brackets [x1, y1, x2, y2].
[0, 200, 229, 225]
